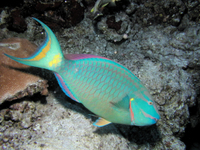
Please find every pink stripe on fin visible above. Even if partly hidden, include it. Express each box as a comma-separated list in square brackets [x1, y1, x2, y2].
[64, 54, 110, 60]
[54, 72, 80, 103]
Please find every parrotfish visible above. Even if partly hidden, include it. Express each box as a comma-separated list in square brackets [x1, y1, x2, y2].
[4, 18, 160, 127]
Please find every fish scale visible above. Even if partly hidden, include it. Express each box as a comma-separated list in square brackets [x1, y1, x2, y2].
[57, 58, 140, 122]
[74, 60, 120, 99]
[4, 18, 160, 127]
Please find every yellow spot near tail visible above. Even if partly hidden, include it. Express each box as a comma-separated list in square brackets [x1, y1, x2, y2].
[49, 54, 62, 67]
[130, 98, 134, 101]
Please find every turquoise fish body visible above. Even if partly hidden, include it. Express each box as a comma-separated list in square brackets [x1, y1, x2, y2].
[5, 18, 160, 127]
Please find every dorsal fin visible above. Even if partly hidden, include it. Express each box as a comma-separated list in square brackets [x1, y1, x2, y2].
[64, 54, 110, 60]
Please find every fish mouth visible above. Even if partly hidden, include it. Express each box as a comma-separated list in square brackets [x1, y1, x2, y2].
[146, 116, 159, 125]
[152, 117, 159, 124]
[130, 114, 159, 126]
[151, 114, 160, 124]
[140, 109, 160, 124]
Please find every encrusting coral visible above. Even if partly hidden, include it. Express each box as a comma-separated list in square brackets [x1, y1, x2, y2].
[0, 38, 48, 104]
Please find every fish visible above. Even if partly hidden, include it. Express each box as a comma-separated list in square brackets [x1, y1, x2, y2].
[91, 0, 120, 19]
[4, 18, 160, 127]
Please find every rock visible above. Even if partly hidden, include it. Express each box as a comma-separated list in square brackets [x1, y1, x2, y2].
[96, 12, 130, 42]
[0, 92, 131, 149]
[106, 16, 122, 31]
[8, 9, 27, 33]
[33, 0, 85, 29]
[0, 38, 48, 104]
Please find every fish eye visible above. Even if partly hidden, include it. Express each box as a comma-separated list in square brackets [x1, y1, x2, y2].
[148, 101, 153, 105]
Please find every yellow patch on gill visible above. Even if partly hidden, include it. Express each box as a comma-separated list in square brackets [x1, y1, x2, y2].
[130, 98, 134, 101]
[49, 54, 62, 67]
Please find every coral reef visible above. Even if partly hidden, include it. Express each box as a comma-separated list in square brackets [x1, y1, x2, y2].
[0, 0, 200, 149]
[0, 38, 48, 104]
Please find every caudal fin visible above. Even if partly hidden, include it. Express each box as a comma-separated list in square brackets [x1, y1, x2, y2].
[4, 17, 64, 71]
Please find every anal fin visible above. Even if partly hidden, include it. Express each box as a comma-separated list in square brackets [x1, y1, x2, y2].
[93, 117, 111, 127]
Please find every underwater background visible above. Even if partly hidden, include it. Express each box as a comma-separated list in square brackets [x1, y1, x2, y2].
[0, 0, 200, 149]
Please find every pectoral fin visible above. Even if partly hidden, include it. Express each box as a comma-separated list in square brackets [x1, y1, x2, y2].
[93, 117, 111, 127]
[111, 95, 135, 122]
[110, 95, 130, 111]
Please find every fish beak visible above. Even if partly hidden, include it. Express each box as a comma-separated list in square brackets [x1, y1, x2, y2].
[153, 117, 158, 123]
[153, 115, 160, 124]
